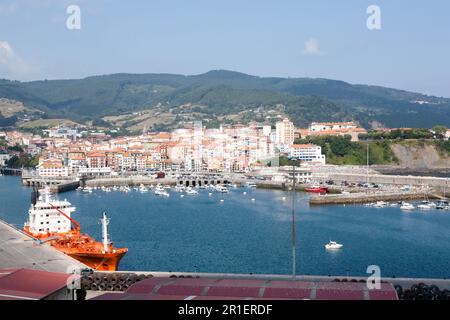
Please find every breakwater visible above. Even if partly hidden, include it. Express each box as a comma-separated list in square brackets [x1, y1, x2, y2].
[309, 191, 443, 205]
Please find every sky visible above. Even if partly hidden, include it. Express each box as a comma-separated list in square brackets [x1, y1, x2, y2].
[0, 0, 449, 97]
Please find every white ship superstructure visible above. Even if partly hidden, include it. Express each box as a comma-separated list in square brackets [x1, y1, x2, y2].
[24, 186, 76, 236]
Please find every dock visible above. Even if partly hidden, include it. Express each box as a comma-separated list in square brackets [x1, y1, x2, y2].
[309, 191, 443, 205]
[0, 219, 86, 273]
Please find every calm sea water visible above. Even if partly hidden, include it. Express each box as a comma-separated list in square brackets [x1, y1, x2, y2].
[1, 175, 450, 279]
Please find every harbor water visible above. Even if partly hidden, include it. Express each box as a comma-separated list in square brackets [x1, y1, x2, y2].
[1, 175, 450, 279]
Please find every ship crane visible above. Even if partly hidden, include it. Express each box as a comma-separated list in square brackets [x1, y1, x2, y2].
[101, 212, 110, 253]
[49, 202, 81, 233]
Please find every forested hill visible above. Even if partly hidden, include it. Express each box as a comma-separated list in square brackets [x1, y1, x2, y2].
[1, 70, 449, 129]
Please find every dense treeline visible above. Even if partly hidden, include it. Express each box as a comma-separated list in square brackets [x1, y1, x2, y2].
[359, 128, 433, 140]
[294, 135, 398, 165]
[5, 154, 39, 168]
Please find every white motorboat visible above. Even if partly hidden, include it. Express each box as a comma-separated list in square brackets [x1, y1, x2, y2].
[154, 189, 170, 197]
[83, 187, 93, 193]
[186, 187, 198, 195]
[139, 184, 148, 193]
[418, 201, 432, 210]
[389, 202, 398, 207]
[400, 202, 415, 210]
[215, 185, 229, 193]
[373, 201, 387, 208]
[245, 182, 257, 189]
[325, 241, 343, 250]
[174, 185, 185, 192]
[436, 200, 449, 210]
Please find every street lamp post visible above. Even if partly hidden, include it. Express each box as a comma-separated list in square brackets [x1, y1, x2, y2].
[291, 163, 296, 279]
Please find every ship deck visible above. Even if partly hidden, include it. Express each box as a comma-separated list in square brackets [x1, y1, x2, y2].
[0, 219, 87, 273]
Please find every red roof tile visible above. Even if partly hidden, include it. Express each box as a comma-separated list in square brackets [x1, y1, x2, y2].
[0, 268, 74, 300]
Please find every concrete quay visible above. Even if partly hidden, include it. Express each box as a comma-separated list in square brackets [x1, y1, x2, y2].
[0, 219, 86, 273]
[326, 172, 450, 188]
[309, 191, 442, 205]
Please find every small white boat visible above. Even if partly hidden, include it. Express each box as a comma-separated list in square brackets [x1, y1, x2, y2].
[436, 200, 449, 210]
[139, 184, 149, 193]
[373, 201, 387, 208]
[215, 185, 229, 193]
[174, 185, 185, 192]
[400, 202, 415, 210]
[325, 241, 343, 250]
[418, 201, 432, 210]
[389, 203, 398, 207]
[155, 189, 170, 197]
[186, 188, 199, 195]
[83, 187, 93, 193]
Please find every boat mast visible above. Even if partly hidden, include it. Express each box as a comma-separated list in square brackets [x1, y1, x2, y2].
[366, 142, 369, 184]
[291, 161, 297, 279]
[101, 212, 110, 252]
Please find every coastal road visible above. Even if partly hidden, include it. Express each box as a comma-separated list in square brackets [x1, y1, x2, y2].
[0, 219, 86, 273]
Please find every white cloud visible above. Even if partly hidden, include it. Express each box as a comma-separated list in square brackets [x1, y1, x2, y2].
[0, 41, 30, 79]
[303, 38, 326, 56]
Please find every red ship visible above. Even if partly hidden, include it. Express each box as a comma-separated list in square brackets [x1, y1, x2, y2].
[23, 187, 127, 271]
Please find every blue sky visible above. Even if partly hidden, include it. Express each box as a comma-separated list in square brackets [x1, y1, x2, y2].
[0, 0, 449, 97]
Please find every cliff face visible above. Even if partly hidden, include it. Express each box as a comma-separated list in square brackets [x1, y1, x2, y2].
[390, 143, 450, 169]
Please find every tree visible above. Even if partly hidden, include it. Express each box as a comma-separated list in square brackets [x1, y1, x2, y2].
[432, 125, 447, 139]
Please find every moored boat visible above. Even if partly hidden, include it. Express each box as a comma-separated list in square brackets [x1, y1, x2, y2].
[305, 186, 328, 193]
[400, 202, 415, 211]
[325, 241, 343, 250]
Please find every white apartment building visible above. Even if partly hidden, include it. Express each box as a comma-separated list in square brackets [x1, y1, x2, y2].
[275, 118, 295, 145]
[288, 144, 326, 164]
[37, 158, 69, 177]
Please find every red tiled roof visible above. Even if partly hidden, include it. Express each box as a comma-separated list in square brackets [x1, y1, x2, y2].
[0, 268, 75, 300]
[291, 144, 318, 148]
[91, 277, 398, 300]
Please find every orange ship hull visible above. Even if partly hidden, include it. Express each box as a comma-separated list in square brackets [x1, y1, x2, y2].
[64, 250, 128, 271]
[24, 227, 128, 271]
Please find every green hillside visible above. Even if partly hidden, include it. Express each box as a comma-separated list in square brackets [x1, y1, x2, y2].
[1, 70, 449, 129]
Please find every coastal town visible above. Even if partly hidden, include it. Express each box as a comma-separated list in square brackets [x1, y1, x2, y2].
[0, 119, 367, 178]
